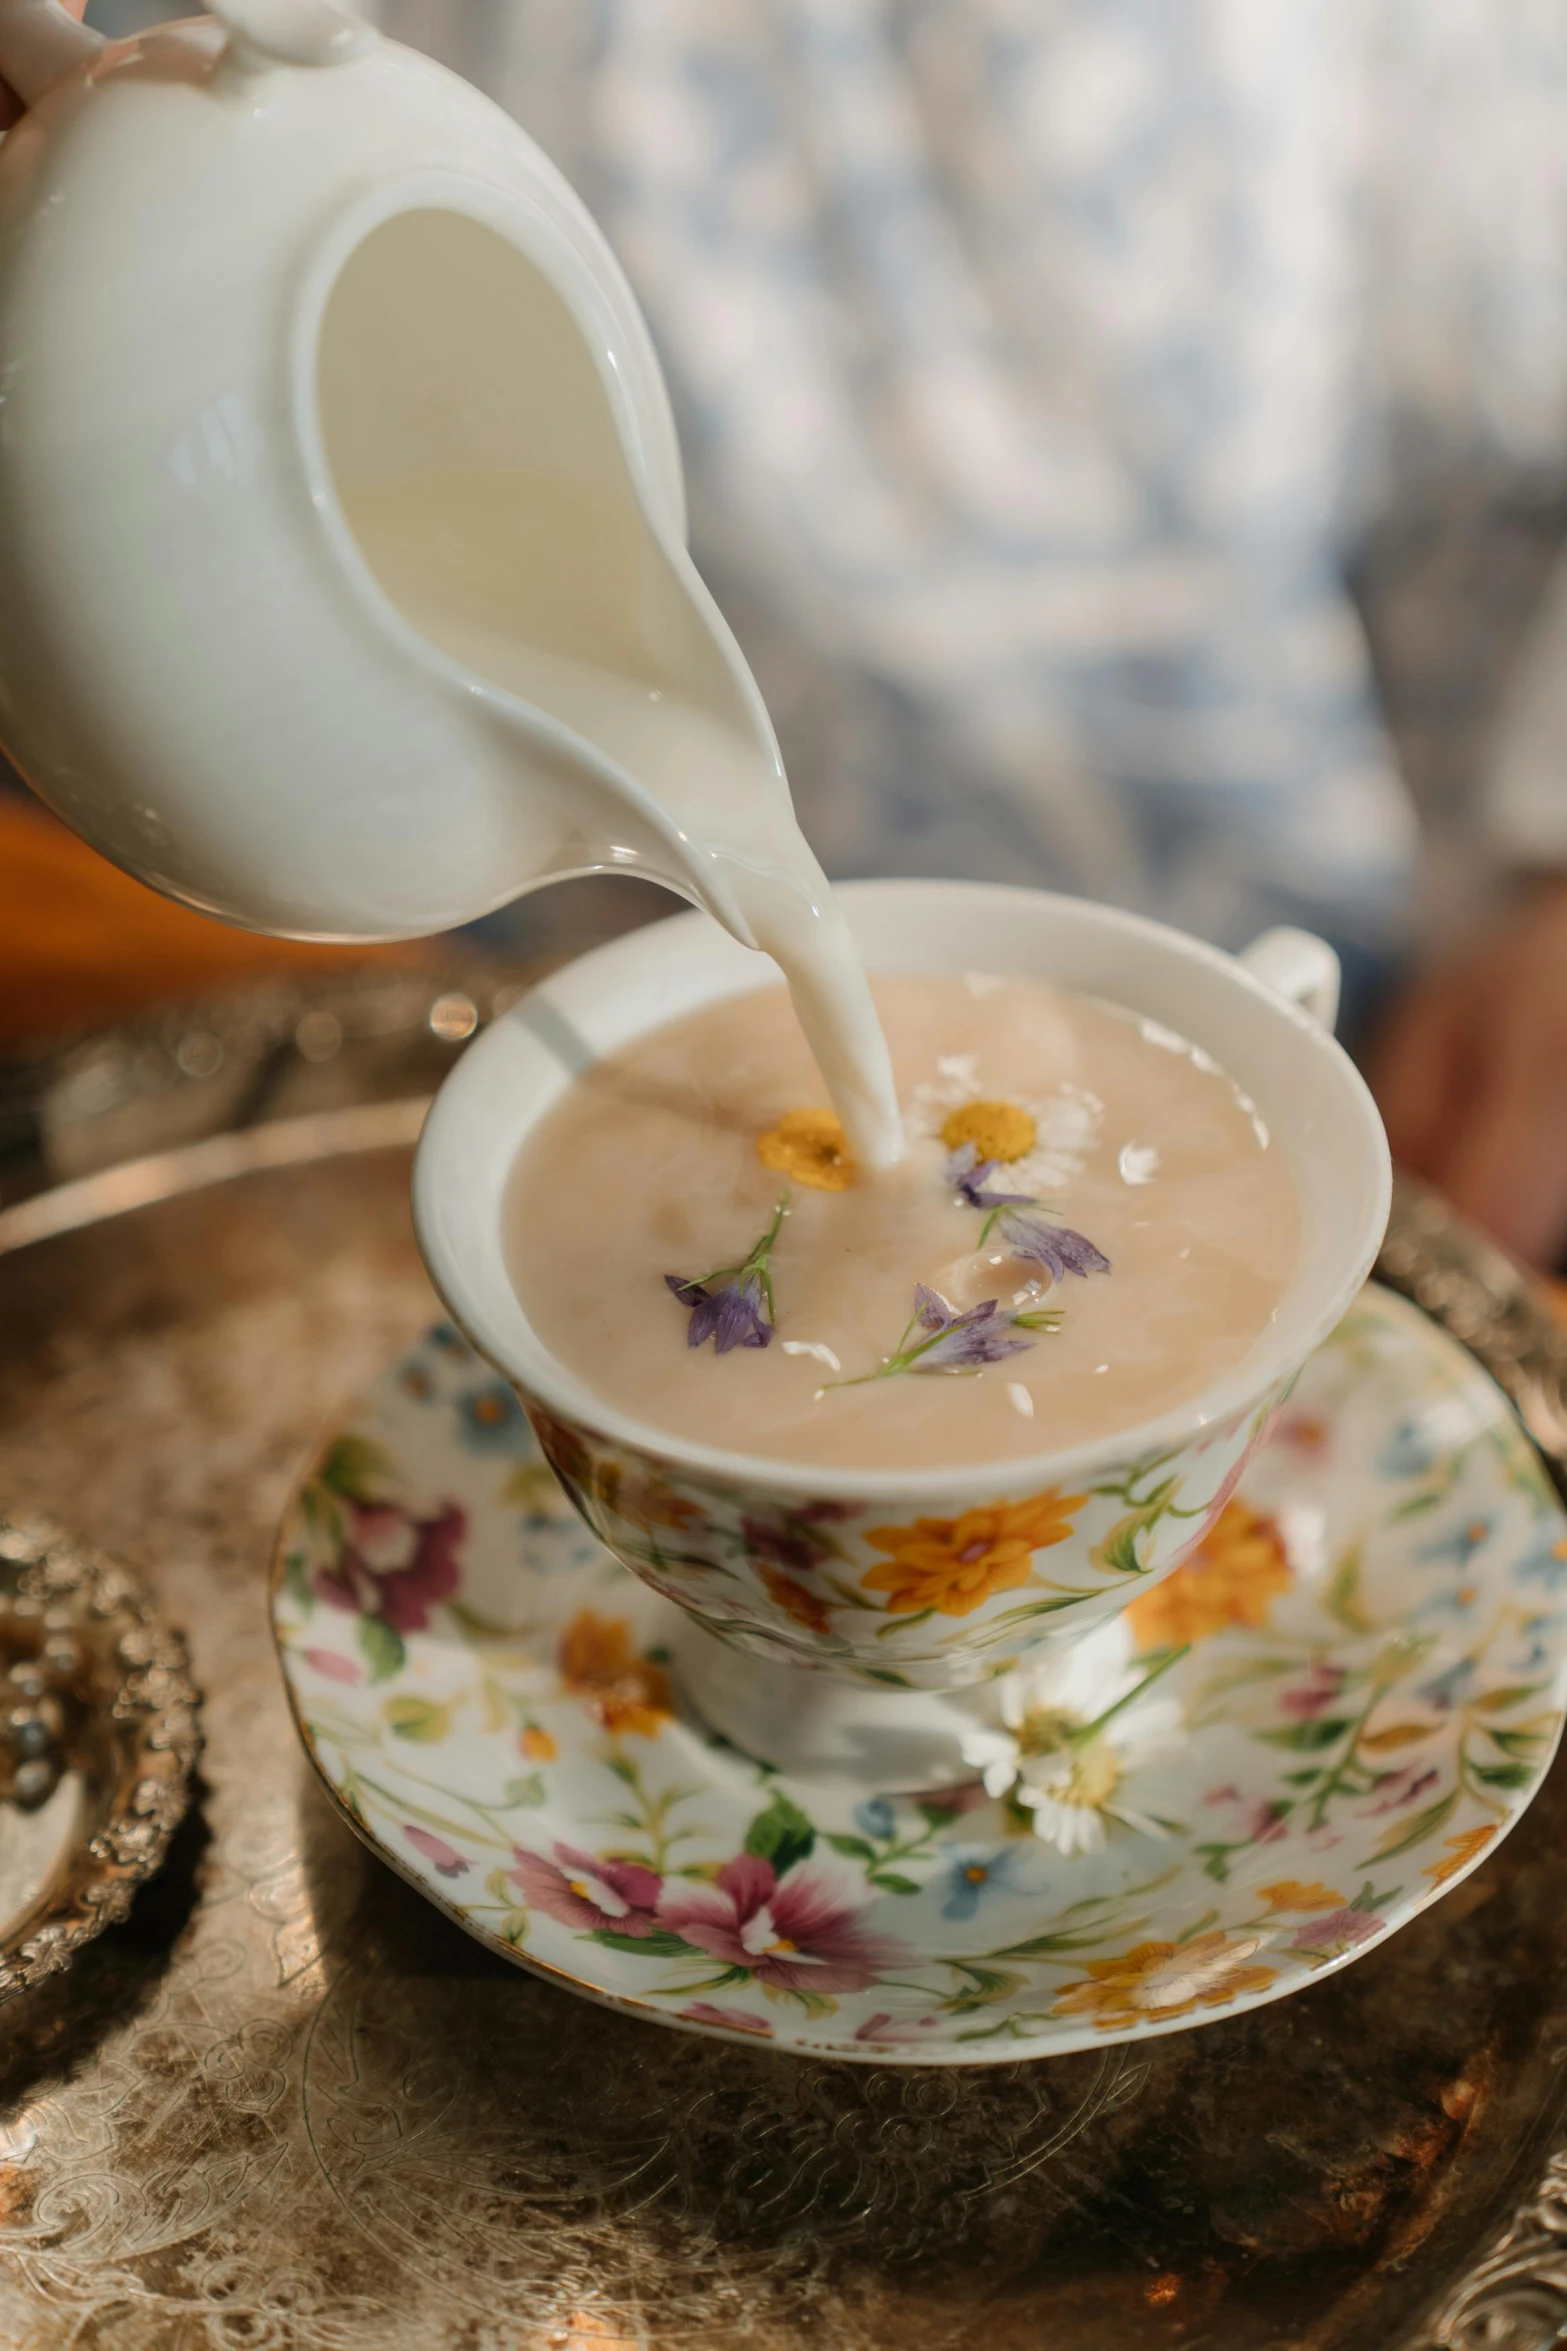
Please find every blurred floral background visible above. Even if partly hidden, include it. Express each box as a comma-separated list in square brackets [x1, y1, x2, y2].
[6, 0, 1567, 1259]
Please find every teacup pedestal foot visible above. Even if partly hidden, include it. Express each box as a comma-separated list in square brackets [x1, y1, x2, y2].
[670, 1613, 998, 1791]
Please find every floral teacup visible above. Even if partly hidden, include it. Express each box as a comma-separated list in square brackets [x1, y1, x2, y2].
[413, 883, 1389, 1729]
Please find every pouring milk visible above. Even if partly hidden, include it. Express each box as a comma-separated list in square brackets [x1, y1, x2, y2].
[334, 461, 904, 1173]
[0, 2, 903, 1169]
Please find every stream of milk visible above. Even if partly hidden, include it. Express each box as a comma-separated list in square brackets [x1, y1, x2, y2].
[341, 474, 906, 1169]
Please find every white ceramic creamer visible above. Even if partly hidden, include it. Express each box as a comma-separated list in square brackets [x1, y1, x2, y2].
[0, 0, 904, 1160]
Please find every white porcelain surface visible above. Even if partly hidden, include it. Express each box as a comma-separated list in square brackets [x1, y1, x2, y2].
[0, 2, 776, 938]
[413, 880, 1391, 1688]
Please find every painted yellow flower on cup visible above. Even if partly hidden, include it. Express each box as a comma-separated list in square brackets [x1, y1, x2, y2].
[1128, 1499, 1291, 1651]
[861, 1488, 1087, 1617]
[592, 1460, 702, 1538]
[756, 1107, 856, 1191]
[1054, 1931, 1276, 2029]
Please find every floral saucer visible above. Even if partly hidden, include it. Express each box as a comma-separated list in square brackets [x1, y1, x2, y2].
[271, 1286, 1567, 2066]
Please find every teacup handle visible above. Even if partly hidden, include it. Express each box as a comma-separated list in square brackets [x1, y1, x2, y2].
[1238, 927, 1341, 1033]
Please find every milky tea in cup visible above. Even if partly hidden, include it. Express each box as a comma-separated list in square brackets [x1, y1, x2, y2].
[504, 971, 1299, 1472]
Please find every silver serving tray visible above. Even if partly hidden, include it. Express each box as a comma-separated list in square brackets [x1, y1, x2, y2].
[0, 967, 1562, 2349]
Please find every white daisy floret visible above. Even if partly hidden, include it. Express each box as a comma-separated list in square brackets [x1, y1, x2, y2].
[960, 1623, 1184, 1857]
[904, 1055, 1104, 1194]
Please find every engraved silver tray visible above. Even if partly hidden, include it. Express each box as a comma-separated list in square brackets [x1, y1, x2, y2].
[0, 966, 1564, 2349]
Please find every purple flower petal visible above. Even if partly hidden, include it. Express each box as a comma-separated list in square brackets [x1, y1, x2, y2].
[946, 1144, 1036, 1211]
[908, 1292, 1031, 1372]
[946, 1147, 1110, 1278]
[994, 1207, 1111, 1280]
[1291, 1906, 1383, 1952]
[404, 1825, 470, 1879]
[666, 1269, 772, 1354]
[920, 1313, 1033, 1372]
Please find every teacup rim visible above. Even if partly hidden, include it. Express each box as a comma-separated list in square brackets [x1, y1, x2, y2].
[413, 878, 1392, 1503]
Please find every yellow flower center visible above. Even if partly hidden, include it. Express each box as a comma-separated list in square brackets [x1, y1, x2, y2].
[964, 1864, 989, 1885]
[1015, 1710, 1122, 1809]
[1068, 1739, 1122, 1809]
[941, 1099, 1037, 1164]
[1015, 1705, 1076, 1758]
[756, 1108, 856, 1191]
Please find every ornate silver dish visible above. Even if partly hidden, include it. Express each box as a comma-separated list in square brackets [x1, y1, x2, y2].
[0, 1512, 199, 2005]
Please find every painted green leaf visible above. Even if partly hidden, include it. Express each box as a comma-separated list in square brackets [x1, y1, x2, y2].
[1323, 1546, 1372, 1635]
[319, 1433, 394, 1505]
[824, 1575, 880, 1612]
[942, 1965, 1025, 2011]
[1474, 1683, 1549, 1715]
[876, 1607, 934, 1639]
[988, 1927, 1120, 1959]
[871, 1872, 921, 1896]
[825, 1833, 877, 1862]
[1257, 1716, 1355, 1752]
[744, 1792, 815, 1876]
[500, 1773, 546, 1807]
[384, 1695, 451, 1743]
[281, 1549, 313, 1615]
[768, 1983, 837, 2019]
[1485, 1725, 1550, 1759]
[357, 1614, 405, 1684]
[298, 1481, 341, 1541]
[486, 1866, 516, 1907]
[1471, 1759, 1535, 1789]
[1089, 1508, 1158, 1579]
[1387, 1488, 1444, 1523]
[1371, 1788, 1457, 1861]
[443, 1593, 517, 1637]
[498, 1909, 530, 1948]
[591, 1927, 699, 1958]
[1193, 1655, 1298, 1700]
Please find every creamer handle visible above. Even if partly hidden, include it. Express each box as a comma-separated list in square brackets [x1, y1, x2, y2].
[209, 0, 370, 68]
[0, 0, 102, 107]
[1237, 927, 1342, 1033]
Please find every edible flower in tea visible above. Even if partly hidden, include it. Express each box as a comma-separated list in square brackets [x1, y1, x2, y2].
[665, 1195, 789, 1354]
[833, 1282, 1060, 1386]
[948, 1144, 1111, 1282]
[756, 1108, 856, 1191]
[940, 1098, 1037, 1164]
